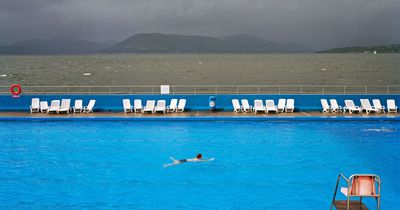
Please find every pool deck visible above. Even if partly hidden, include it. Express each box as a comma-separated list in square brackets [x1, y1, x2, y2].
[0, 111, 399, 118]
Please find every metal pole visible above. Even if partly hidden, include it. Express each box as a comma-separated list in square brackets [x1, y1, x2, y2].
[344, 85, 346, 94]
[278, 85, 281, 94]
[387, 85, 389, 95]
[322, 85, 325, 94]
[330, 175, 341, 210]
[365, 85, 368, 94]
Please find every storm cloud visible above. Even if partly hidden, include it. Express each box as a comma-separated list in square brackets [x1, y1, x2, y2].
[0, 0, 399, 49]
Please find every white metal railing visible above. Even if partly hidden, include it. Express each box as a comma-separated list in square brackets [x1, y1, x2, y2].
[0, 85, 399, 95]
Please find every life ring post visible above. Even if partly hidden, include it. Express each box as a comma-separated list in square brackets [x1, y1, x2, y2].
[10, 84, 22, 98]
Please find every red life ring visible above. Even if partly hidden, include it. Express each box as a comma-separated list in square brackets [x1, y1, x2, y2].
[10, 84, 22, 96]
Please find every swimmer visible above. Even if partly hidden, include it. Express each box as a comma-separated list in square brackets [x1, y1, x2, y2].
[163, 153, 215, 167]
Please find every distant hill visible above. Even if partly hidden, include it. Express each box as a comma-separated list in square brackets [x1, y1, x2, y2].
[0, 34, 313, 54]
[99, 33, 313, 53]
[318, 44, 400, 53]
[0, 38, 112, 55]
[100, 33, 226, 53]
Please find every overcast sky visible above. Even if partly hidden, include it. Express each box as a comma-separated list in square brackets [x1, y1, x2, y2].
[0, 0, 399, 49]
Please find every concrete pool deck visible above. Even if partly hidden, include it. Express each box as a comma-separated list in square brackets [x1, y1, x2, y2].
[0, 111, 399, 118]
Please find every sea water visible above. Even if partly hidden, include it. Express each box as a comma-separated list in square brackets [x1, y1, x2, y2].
[0, 54, 399, 86]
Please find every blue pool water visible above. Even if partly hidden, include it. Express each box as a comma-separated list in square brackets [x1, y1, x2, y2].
[0, 119, 399, 209]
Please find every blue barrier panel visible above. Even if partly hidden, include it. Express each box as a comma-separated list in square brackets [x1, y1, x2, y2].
[0, 94, 399, 112]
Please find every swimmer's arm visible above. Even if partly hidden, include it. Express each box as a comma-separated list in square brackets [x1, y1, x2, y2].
[199, 158, 215, 162]
[188, 158, 215, 162]
[164, 157, 215, 167]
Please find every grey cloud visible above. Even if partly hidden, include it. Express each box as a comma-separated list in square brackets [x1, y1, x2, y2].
[0, 0, 399, 49]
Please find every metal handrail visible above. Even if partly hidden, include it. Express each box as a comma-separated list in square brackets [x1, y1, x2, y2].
[0, 84, 399, 95]
[330, 174, 381, 210]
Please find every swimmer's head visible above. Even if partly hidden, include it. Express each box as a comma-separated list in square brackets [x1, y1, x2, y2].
[196, 153, 202, 159]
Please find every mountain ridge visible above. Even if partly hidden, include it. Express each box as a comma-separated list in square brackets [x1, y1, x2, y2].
[0, 38, 112, 55]
[0, 33, 314, 54]
[99, 33, 314, 53]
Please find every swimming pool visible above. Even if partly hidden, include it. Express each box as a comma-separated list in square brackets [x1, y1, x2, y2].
[0, 119, 399, 209]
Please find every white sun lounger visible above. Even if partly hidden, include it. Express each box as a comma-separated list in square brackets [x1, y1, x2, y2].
[253, 99, 265, 114]
[360, 99, 378, 114]
[232, 99, 242, 112]
[330, 99, 342, 112]
[83, 100, 96, 113]
[123, 99, 132, 113]
[143, 100, 155, 114]
[134, 99, 143, 113]
[387, 99, 398, 113]
[30, 98, 40, 113]
[344, 100, 361, 113]
[48, 100, 60, 114]
[40, 101, 49, 113]
[321, 99, 332, 113]
[265, 100, 278, 114]
[285, 99, 295, 112]
[73, 99, 83, 113]
[176, 99, 186, 113]
[372, 99, 385, 113]
[241, 99, 252, 112]
[155, 100, 166, 114]
[166, 99, 178, 112]
[58, 99, 71, 114]
[277, 99, 286, 113]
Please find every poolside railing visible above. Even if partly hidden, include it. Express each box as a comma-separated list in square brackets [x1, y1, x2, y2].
[0, 85, 399, 95]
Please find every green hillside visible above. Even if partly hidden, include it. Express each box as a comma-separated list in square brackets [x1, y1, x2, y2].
[318, 44, 400, 53]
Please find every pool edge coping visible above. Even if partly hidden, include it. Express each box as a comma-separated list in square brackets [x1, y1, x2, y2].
[0, 116, 399, 121]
